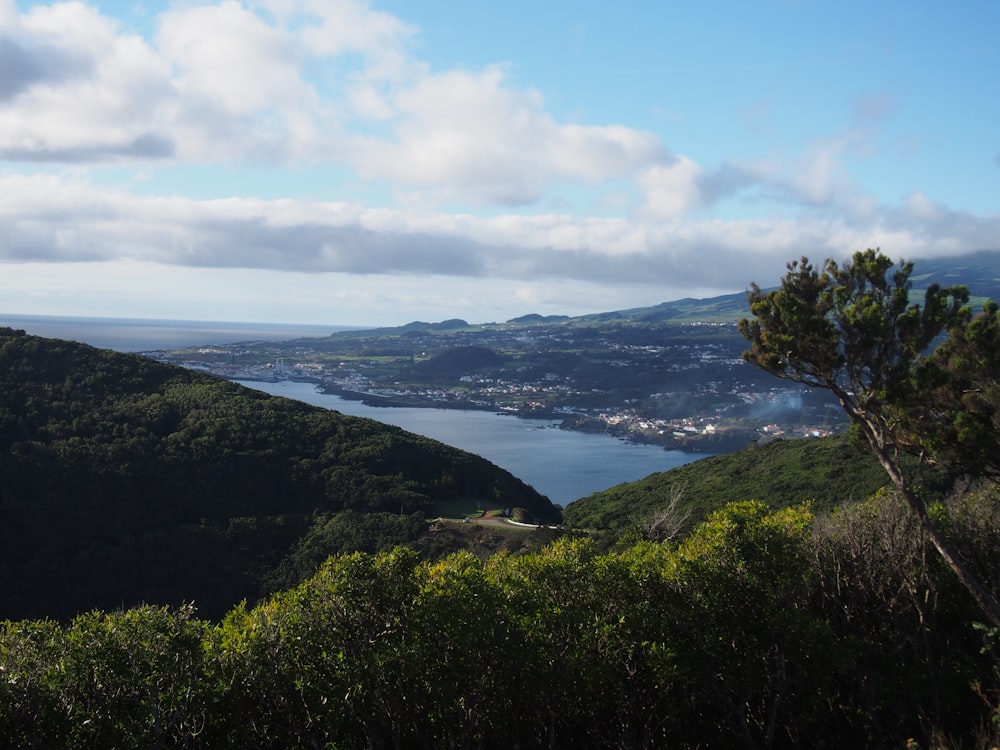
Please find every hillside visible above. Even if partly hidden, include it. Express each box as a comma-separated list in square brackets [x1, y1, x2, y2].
[562, 434, 947, 535]
[598, 250, 1000, 324]
[0, 327, 559, 621]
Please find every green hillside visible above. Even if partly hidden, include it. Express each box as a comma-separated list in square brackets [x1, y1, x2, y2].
[562, 433, 945, 535]
[563, 250, 1000, 326]
[0, 327, 559, 621]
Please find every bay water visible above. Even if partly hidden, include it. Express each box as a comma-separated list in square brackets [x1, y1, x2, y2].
[238, 380, 703, 506]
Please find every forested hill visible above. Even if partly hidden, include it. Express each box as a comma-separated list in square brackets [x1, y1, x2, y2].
[0, 327, 559, 621]
[562, 434, 948, 537]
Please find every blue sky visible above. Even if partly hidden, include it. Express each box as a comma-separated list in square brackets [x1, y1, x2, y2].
[1, 0, 998, 326]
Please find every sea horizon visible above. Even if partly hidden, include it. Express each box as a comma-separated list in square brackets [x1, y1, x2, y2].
[1, 312, 362, 353]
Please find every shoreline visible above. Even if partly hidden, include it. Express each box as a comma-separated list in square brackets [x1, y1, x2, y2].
[318, 384, 502, 413]
[261, 379, 753, 454]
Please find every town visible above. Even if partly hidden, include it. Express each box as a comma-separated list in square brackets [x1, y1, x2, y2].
[145, 307, 846, 453]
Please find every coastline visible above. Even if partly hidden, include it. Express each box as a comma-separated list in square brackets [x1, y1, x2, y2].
[235, 377, 708, 507]
[317, 383, 501, 413]
[286, 379, 752, 454]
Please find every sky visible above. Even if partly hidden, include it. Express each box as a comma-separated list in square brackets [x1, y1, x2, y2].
[1, 0, 998, 327]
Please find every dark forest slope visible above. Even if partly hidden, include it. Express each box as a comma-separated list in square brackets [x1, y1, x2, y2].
[0, 328, 559, 620]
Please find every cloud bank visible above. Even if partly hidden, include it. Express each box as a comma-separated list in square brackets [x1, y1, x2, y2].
[0, 0, 997, 323]
[2, 173, 996, 289]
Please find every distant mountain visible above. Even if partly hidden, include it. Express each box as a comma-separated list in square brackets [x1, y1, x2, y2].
[506, 313, 572, 324]
[0, 327, 559, 621]
[565, 252, 1000, 326]
[567, 291, 752, 325]
[322, 318, 472, 340]
[907, 251, 1000, 304]
[400, 318, 470, 331]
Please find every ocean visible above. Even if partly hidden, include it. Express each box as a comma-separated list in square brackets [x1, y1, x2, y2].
[0, 313, 350, 352]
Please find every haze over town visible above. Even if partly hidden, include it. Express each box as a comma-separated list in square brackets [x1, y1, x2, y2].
[1, 0, 998, 327]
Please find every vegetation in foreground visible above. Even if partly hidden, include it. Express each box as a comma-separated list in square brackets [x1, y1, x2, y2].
[2, 496, 998, 749]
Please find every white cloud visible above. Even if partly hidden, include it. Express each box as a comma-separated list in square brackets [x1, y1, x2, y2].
[669, 128, 883, 218]
[154, 0, 338, 161]
[903, 190, 945, 221]
[635, 157, 703, 219]
[279, 0, 418, 81]
[0, 0, 669, 205]
[157, 2, 304, 117]
[0, 1, 340, 163]
[0, 0, 17, 27]
[2, 172, 996, 296]
[789, 139, 846, 205]
[348, 82, 395, 120]
[0, 2, 176, 160]
[348, 65, 666, 205]
[257, 0, 416, 62]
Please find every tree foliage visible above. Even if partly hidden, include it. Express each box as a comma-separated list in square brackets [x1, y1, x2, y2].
[892, 300, 1000, 476]
[739, 250, 969, 426]
[740, 249, 1000, 628]
[1, 499, 999, 748]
